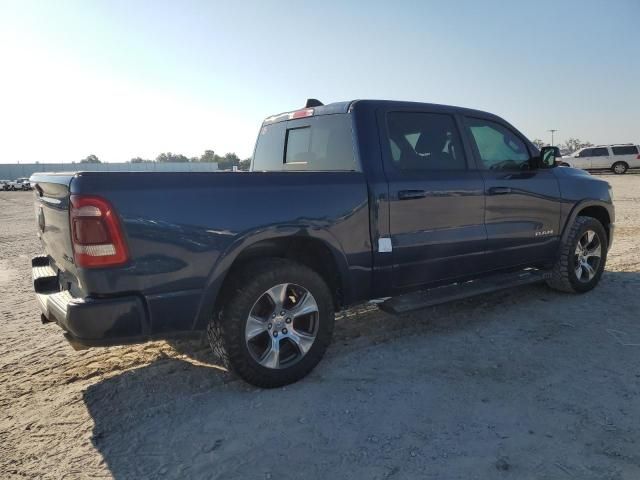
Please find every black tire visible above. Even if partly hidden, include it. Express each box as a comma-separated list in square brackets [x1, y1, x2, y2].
[612, 161, 628, 174]
[207, 258, 335, 388]
[546, 216, 608, 293]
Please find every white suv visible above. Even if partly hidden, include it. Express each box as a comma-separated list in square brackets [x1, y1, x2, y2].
[564, 144, 640, 174]
[16, 178, 31, 190]
[2, 179, 20, 190]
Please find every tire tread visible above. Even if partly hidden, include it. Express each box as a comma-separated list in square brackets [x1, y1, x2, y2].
[546, 216, 606, 293]
[207, 258, 334, 388]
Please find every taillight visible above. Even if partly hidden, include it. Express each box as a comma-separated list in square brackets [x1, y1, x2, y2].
[69, 195, 129, 268]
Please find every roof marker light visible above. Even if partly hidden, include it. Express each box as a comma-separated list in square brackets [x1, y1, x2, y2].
[290, 108, 314, 119]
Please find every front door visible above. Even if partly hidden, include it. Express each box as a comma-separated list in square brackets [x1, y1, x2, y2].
[573, 148, 594, 169]
[464, 116, 561, 269]
[381, 110, 487, 290]
[589, 146, 612, 169]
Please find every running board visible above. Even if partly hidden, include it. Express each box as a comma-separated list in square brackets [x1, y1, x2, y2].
[379, 269, 551, 315]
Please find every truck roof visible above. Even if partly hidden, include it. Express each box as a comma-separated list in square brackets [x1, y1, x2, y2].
[262, 99, 502, 125]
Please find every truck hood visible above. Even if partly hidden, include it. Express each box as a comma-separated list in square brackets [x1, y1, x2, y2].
[553, 165, 612, 204]
[554, 165, 591, 177]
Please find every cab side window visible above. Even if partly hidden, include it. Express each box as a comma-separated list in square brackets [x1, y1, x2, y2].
[467, 117, 530, 170]
[578, 148, 594, 157]
[385, 112, 467, 171]
[591, 147, 609, 157]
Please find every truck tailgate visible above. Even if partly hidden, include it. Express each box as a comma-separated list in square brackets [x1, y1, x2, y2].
[30, 173, 78, 283]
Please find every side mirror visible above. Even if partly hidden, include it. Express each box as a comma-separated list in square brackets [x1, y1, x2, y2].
[539, 146, 561, 168]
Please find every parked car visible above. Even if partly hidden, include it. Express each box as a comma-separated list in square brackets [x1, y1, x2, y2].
[16, 177, 31, 190]
[30, 99, 614, 387]
[563, 144, 640, 174]
[15, 178, 32, 190]
[0, 179, 11, 191]
[2, 179, 21, 190]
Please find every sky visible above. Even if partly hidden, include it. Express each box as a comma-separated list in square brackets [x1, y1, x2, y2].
[0, 0, 638, 163]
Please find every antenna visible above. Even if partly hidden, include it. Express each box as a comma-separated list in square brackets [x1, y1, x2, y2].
[305, 99, 324, 108]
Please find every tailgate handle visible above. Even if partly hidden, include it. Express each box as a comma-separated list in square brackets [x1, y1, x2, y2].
[398, 189, 426, 200]
[488, 186, 512, 195]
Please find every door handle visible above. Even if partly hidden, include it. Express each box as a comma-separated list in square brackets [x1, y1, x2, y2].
[487, 186, 512, 195]
[398, 189, 426, 200]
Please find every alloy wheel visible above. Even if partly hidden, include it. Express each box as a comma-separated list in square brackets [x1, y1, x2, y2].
[574, 230, 602, 282]
[245, 283, 319, 369]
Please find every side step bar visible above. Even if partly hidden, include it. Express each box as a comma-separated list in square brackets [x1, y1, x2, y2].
[379, 269, 552, 315]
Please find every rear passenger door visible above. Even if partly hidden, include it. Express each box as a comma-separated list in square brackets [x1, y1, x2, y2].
[380, 109, 487, 289]
[590, 147, 612, 169]
[464, 116, 561, 270]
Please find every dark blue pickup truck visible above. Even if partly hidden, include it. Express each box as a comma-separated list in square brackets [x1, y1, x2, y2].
[31, 99, 614, 387]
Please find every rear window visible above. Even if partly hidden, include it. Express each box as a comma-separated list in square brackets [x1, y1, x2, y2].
[612, 145, 638, 155]
[252, 114, 358, 171]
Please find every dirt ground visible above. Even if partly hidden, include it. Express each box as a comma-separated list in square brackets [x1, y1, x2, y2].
[1, 173, 639, 479]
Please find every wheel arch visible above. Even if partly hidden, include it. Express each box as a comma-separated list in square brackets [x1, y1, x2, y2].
[192, 227, 351, 330]
[611, 160, 629, 173]
[561, 200, 613, 246]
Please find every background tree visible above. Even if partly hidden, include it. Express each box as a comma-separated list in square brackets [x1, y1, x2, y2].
[80, 154, 101, 164]
[199, 150, 217, 163]
[531, 139, 546, 149]
[217, 152, 241, 170]
[156, 152, 189, 163]
[238, 158, 251, 171]
[562, 138, 593, 154]
[129, 157, 153, 163]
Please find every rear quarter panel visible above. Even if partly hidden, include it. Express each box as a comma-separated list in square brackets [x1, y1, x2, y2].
[623, 149, 640, 168]
[70, 171, 371, 332]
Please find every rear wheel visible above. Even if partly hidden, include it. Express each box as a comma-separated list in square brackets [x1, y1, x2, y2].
[612, 162, 628, 174]
[546, 216, 607, 293]
[208, 258, 334, 388]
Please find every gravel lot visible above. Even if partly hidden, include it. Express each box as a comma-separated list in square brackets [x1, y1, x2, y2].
[1, 173, 639, 479]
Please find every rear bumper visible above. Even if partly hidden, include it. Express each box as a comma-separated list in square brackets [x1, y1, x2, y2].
[33, 255, 148, 348]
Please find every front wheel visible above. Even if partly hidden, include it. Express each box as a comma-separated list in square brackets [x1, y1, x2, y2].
[546, 216, 607, 293]
[208, 258, 335, 388]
